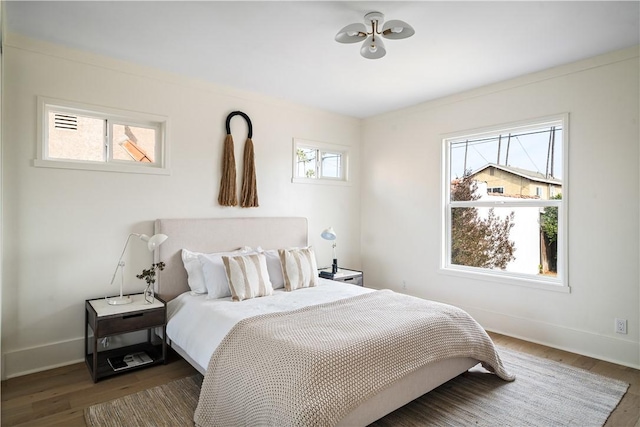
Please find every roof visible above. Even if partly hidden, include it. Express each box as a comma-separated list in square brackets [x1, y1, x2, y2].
[470, 163, 562, 186]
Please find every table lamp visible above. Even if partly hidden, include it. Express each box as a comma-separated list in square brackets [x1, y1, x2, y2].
[108, 233, 168, 305]
[321, 227, 338, 274]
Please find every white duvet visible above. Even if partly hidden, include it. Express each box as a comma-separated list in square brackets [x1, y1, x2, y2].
[166, 279, 373, 371]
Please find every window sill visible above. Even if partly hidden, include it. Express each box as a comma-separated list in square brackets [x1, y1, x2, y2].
[439, 266, 570, 293]
[291, 177, 350, 186]
[33, 159, 171, 175]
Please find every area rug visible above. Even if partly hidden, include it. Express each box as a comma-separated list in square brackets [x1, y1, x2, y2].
[85, 347, 629, 427]
[85, 375, 203, 427]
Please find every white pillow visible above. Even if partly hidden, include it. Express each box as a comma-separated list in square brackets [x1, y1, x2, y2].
[222, 253, 273, 301]
[198, 252, 241, 299]
[278, 247, 318, 291]
[182, 247, 251, 295]
[181, 249, 208, 294]
[255, 247, 285, 290]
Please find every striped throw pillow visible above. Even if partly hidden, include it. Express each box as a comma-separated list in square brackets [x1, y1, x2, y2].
[278, 247, 318, 291]
[222, 253, 273, 301]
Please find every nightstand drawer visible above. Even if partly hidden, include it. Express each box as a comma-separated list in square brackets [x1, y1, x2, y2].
[98, 308, 165, 336]
[335, 275, 363, 287]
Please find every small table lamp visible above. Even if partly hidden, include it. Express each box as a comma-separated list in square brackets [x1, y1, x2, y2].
[321, 227, 338, 274]
[108, 233, 168, 305]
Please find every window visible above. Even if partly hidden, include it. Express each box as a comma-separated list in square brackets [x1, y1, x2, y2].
[292, 138, 349, 184]
[442, 114, 568, 291]
[36, 97, 169, 174]
[535, 187, 542, 197]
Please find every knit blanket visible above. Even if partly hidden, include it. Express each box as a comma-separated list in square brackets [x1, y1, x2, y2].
[194, 290, 515, 427]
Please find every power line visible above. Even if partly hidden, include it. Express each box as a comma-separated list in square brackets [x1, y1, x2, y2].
[515, 135, 541, 174]
[450, 127, 562, 147]
[471, 144, 490, 166]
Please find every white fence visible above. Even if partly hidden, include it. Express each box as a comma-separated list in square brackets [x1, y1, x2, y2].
[476, 182, 541, 275]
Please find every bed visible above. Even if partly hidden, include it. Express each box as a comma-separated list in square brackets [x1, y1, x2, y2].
[154, 217, 514, 426]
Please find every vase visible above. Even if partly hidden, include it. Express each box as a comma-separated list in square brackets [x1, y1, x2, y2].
[144, 283, 154, 304]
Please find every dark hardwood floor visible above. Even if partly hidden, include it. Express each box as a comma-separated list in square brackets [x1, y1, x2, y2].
[2, 333, 638, 426]
[1, 349, 199, 426]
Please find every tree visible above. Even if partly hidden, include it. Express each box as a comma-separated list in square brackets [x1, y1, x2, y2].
[540, 194, 561, 243]
[450, 172, 516, 269]
[539, 193, 561, 273]
[296, 148, 316, 178]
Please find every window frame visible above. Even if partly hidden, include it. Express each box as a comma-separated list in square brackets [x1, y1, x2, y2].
[291, 138, 349, 185]
[35, 96, 170, 175]
[441, 114, 569, 292]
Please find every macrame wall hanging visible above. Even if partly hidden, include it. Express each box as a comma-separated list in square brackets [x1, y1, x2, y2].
[218, 111, 259, 208]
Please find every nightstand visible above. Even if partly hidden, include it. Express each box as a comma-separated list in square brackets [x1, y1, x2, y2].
[85, 294, 167, 382]
[318, 267, 364, 287]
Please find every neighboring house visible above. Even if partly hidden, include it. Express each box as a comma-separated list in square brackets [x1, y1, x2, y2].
[469, 163, 562, 199]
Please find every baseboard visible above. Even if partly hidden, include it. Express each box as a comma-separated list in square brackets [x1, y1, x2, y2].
[2, 330, 151, 379]
[463, 305, 640, 370]
[2, 337, 85, 379]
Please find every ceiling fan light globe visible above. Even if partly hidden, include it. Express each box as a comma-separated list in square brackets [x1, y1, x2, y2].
[381, 20, 415, 39]
[335, 23, 367, 43]
[360, 36, 386, 59]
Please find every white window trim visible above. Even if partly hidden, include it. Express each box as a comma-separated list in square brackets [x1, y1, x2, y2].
[291, 138, 350, 186]
[440, 113, 569, 292]
[35, 96, 170, 175]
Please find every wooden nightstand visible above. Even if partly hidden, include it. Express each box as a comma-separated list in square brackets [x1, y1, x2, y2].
[318, 267, 364, 287]
[85, 294, 167, 382]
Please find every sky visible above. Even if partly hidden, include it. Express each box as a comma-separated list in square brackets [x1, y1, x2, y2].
[449, 125, 563, 181]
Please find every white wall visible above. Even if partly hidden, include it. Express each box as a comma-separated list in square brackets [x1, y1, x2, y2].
[1, 33, 361, 378]
[2, 32, 638, 379]
[361, 47, 640, 368]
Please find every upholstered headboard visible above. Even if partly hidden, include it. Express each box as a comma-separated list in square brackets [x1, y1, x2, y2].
[154, 217, 308, 301]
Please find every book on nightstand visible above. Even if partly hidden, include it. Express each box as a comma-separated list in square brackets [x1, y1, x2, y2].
[319, 271, 335, 279]
[107, 351, 153, 371]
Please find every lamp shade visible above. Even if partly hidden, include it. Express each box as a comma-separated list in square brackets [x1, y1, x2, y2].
[140, 233, 168, 251]
[321, 227, 337, 241]
[381, 20, 415, 40]
[360, 36, 386, 59]
[335, 23, 367, 43]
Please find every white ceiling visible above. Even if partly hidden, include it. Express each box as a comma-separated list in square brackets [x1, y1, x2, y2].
[5, 1, 639, 118]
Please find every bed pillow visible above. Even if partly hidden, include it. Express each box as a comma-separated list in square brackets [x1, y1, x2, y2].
[255, 247, 285, 290]
[198, 249, 254, 299]
[278, 247, 318, 291]
[222, 253, 274, 301]
[182, 247, 250, 295]
[181, 249, 209, 294]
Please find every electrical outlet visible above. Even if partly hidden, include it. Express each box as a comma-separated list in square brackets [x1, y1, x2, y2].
[615, 318, 627, 334]
[402, 280, 407, 290]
